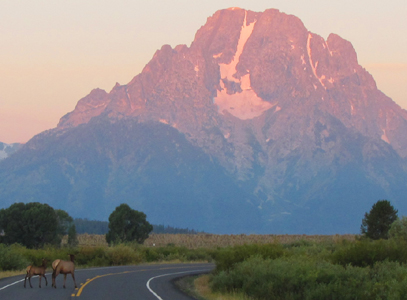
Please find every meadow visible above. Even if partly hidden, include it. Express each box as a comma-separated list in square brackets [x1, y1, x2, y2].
[62, 233, 356, 248]
[3, 233, 407, 299]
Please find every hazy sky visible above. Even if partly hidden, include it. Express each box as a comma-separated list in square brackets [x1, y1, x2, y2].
[1, 1, 406, 143]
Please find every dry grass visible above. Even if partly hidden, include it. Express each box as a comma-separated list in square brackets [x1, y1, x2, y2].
[62, 233, 356, 248]
[61, 233, 108, 247]
[143, 233, 357, 249]
[0, 270, 25, 280]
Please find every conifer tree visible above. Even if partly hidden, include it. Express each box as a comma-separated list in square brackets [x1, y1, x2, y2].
[361, 200, 398, 239]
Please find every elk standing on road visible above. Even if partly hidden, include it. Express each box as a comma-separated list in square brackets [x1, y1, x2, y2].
[52, 254, 77, 289]
[24, 258, 48, 288]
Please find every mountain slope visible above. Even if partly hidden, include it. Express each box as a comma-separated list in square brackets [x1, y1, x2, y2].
[1, 8, 407, 233]
[0, 119, 261, 233]
[0, 142, 22, 160]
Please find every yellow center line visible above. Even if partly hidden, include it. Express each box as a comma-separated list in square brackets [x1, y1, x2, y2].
[75, 271, 141, 297]
[74, 265, 201, 297]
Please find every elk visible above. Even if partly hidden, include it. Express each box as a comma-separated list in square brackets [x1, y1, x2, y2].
[24, 258, 48, 288]
[52, 254, 77, 289]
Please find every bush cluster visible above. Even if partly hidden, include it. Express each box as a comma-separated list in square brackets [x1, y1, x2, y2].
[212, 243, 286, 272]
[210, 239, 407, 300]
[211, 256, 407, 300]
[0, 244, 29, 271]
[331, 239, 407, 267]
[75, 245, 145, 266]
[0, 243, 213, 272]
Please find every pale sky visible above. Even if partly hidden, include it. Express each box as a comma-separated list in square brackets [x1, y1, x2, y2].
[1, 1, 406, 143]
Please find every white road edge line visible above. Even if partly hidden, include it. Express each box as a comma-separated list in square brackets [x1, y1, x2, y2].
[0, 278, 25, 291]
[146, 268, 210, 300]
[0, 274, 51, 291]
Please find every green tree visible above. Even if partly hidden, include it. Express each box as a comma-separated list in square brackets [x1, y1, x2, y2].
[389, 216, 407, 241]
[0, 202, 60, 248]
[361, 200, 398, 240]
[106, 204, 153, 244]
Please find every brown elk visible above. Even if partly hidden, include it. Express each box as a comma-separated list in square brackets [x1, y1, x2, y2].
[52, 254, 77, 289]
[24, 258, 48, 288]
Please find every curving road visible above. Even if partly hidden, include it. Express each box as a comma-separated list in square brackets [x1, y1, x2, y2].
[0, 263, 214, 300]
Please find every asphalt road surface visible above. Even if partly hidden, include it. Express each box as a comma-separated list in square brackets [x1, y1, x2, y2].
[0, 263, 214, 300]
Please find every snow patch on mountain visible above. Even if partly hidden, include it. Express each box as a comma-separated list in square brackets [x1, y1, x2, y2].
[218, 11, 255, 83]
[214, 11, 274, 120]
[307, 33, 327, 89]
[381, 129, 390, 144]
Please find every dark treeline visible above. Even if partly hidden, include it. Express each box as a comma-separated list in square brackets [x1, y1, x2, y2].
[74, 218, 109, 234]
[152, 224, 203, 234]
[74, 218, 203, 235]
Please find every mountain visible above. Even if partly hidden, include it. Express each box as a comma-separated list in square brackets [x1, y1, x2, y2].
[1, 8, 407, 234]
[0, 142, 22, 160]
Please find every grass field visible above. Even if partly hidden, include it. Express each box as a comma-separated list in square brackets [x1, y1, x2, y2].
[62, 233, 356, 248]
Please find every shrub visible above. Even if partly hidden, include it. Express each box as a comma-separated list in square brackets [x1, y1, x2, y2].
[389, 216, 407, 241]
[211, 256, 407, 300]
[107, 244, 143, 265]
[144, 248, 162, 262]
[330, 239, 407, 267]
[283, 239, 313, 248]
[0, 244, 29, 271]
[184, 247, 213, 261]
[76, 247, 108, 266]
[17, 245, 73, 270]
[212, 243, 286, 272]
[283, 239, 339, 261]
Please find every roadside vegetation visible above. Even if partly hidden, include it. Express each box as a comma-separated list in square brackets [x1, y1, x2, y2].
[0, 241, 213, 279]
[2, 200, 407, 299]
[202, 200, 407, 300]
[0, 233, 353, 280]
[2, 232, 407, 299]
[208, 239, 407, 300]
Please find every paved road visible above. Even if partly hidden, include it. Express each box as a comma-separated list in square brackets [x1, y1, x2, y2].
[0, 263, 214, 300]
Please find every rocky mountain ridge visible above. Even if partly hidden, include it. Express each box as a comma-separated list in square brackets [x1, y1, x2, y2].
[1, 8, 407, 233]
[58, 8, 407, 158]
